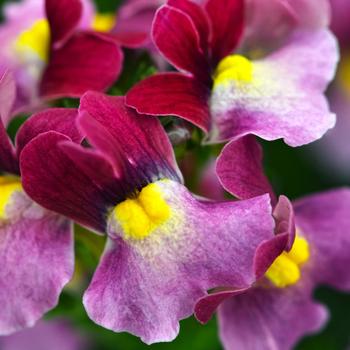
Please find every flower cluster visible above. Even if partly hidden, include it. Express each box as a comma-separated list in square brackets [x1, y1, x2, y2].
[0, 0, 349, 349]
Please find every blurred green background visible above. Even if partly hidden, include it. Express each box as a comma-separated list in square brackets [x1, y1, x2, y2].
[1, 0, 350, 349]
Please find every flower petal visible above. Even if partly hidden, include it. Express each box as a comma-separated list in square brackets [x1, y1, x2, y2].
[293, 188, 350, 290]
[152, 5, 211, 80]
[210, 29, 338, 146]
[0, 71, 16, 126]
[167, 0, 210, 53]
[126, 72, 211, 132]
[46, 0, 82, 47]
[20, 131, 114, 232]
[243, 0, 330, 53]
[40, 32, 123, 99]
[0, 191, 73, 335]
[16, 108, 83, 157]
[0, 120, 18, 175]
[216, 136, 275, 201]
[218, 284, 328, 350]
[205, 0, 244, 64]
[83, 180, 275, 344]
[79, 92, 183, 184]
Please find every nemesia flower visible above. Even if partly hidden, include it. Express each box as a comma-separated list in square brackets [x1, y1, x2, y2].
[0, 71, 83, 334]
[0, 319, 87, 350]
[19, 91, 286, 344]
[111, 0, 164, 48]
[0, 0, 123, 119]
[126, 0, 338, 147]
[194, 136, 350, 350]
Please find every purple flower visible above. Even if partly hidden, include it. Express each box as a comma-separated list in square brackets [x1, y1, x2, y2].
[0, 319, 87, 350]
[19, 91, 284, 344]
[0, 0, 123, 119]
[195, 136, 350, 349]
[126, 0, 338, 147]
[0, 71, 81, 335]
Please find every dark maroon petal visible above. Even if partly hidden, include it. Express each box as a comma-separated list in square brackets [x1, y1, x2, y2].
[167, 0, 210, 53]
[98, 32, 149, 48]
[79, 92, 182, 190]
[0, 72, 18, 174]
[273, 195, 296, 251]
[46, 0, 82, 47]
[20, 131, 114, 232]
[40, 32, 123, 99]
[0, 120, 18, 175]
[152, 5, 211, 80]
[16, 108, 83, 157]
[216, 136, 275, 202]
[126, 72, 211, 132]
[205, 0, 244, 64]
[294, 188, 350, 291]
[195, 288, 247, 324]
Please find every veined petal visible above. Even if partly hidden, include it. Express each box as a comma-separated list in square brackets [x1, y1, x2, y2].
[20, 131, 115, 232]
[45, 0, 82, 47]
[16, 108, 83, 157]
[167, 0, 210, 53]
[0, 120, 18, 175]
[218, 283, 328, 350]
[216, 136, 275, 202]
[40, 32, 123, 99]
[79, 92, 182, 185]
[152, 5, 211, 80]
[0, 72, 18, 174]
[205, 0, 244, 64]
[293, 188, 350, 290]
[0, 71, 16, 126]
[126, 72, 211, 132]
[83, 180, 275, 344]
[209, 29, 338, 146]
[0, 190, 73, 335]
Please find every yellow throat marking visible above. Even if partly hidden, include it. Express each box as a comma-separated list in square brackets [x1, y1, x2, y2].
[213, 55, 253, 88]
[0, 176, 22, 220]
[113, 182, 171, 240]
[265, 234, 310, 288]
[92, 13, 116, 32]
[14, 19, 50, 62]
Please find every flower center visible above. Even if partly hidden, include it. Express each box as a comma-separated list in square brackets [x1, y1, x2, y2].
[0, 176, 22, 220]
[265, 234, 310, 288]
[14, 19, 50, 63]
[213, 54, 253, 88]
[113, 181, 171, 240]
[92, 13, 116, 32]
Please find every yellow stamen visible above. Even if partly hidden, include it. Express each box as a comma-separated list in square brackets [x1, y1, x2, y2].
[338, 51, 350, 96]
[0, 176, 22, 219]
[213, 55, 253, 87]
[92, 13, 116, 32]
[113, 182, 171, 240]
[14, 19, 50, 62]
[265, 235, 310, 288]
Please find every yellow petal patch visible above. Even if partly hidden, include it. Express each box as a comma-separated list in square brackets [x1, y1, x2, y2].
[92, 13, 116, 32]
[0, 176, 22, 220]
[213, 55, 253, 88]
[113, 182, 171, 240]
[265, 234, 310, 288]
[14, 19, 50, 62]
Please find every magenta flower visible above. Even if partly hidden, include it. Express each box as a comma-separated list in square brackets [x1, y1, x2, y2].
[126, 0, 338, 147]
[0, 0, 122, 119]
[19, 91, 286, 344]
[195, 136, 350, 350]
[0, 72, 83, 334]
